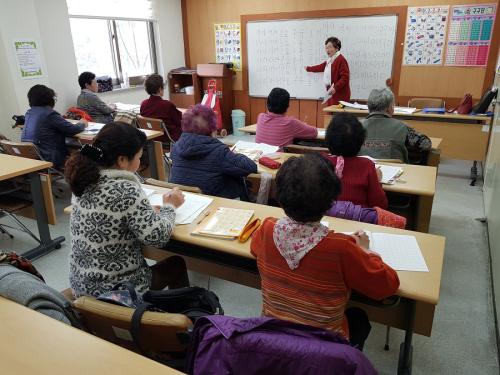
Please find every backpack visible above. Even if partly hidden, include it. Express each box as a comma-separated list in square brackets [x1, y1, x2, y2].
[97, 282, 224, 352]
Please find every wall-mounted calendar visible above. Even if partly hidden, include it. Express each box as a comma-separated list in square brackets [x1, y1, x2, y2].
[404, 6, 449, 65]
[214, 23, 241, 71]
[445, 3, 497, 66]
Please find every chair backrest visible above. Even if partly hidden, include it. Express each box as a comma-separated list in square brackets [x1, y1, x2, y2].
[73, 296, 192, 355]
[408, 98, 445, 109]
[144, 178, 202, 194]
[137, 115, 175, 144]
[0, 140, 41, 160]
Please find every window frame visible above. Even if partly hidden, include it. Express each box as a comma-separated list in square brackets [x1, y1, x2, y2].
[69, 15, 158, 87]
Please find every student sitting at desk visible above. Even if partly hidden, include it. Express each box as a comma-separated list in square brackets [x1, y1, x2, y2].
[170, 104, 257, 200]
[325, 113, 388, 209]
[65, 122, 189, 298]
[360, 88, 431, 164]
[255, 87, 317, 149]
[140, 73, 182, 142]
[251, 153, 399, 350]
[77, 71, 116, 124]
[22, 84, 87, 170]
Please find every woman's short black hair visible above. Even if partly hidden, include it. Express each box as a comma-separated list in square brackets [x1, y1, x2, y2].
[144, 73, 164, 95]
[267, 87, 290, 114]
[276, 153, 341, 223]
[326, 113, 366, 157]
[27, 84, 56, 107]
[325, 37, 341, 50]
[78, 71, 96, 89]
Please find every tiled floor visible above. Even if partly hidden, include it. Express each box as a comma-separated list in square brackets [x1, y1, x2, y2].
[0, 159, 498, 374]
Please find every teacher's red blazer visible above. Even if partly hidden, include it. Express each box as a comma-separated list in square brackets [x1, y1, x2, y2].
[306, 54, 351, 106]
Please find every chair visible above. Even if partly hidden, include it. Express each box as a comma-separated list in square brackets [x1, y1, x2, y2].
[73, 296, 192, 367]
[408, 98, 445, 109]
[136, 115, 176, 175]
[0, 196, 41, 245]
[144, 178, 202, 194]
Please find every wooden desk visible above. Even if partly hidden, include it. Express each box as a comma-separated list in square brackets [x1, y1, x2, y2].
[0, 155, 64, 260]
[0, 297, 182, 375]
[323, 106, 491, 162]
[138, 185, 444, 374]
[253, 153, 436, 232]
[74, 128, 166, 181]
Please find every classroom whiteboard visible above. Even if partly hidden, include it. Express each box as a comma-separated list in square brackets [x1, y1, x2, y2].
[247, 15, 398, 100]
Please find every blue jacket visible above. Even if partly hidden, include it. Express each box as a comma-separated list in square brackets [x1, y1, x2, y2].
[170, 133, 257, 199]
[22, 106, 85, 170]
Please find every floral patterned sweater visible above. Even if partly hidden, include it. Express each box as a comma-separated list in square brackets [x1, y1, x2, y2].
[69, 169, 175, 297]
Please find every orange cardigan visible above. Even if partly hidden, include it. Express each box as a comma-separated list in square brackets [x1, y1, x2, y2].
[250, 217, 399, 339]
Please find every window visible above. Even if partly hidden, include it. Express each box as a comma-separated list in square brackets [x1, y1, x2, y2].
[67, 0, 156, 87]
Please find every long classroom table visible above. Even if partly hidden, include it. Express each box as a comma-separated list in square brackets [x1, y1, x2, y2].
[139, 184, 445, 375]
[253, 152, 437, 233]
[0, 297, 183, 375]
[0, 154, 64, 260]
[73, 127, 166, 180]
[323, 106, 491, 162]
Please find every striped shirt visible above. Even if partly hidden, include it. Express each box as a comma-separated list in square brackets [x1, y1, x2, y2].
[255, 112, 318, 149]
[250, 217, 399, 338]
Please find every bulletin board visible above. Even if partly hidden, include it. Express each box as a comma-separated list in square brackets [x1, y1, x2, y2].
[445, 3, 497, 66]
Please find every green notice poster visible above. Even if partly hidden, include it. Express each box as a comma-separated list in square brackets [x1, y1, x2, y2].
[14, 40, 43, 79]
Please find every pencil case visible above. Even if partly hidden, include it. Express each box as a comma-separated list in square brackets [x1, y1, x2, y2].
[259, 157, 281, 169]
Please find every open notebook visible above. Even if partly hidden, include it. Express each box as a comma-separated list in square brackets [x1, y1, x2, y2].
[377, 165, 404, 185]
[143, 188, 213, 225]
[192, 207, 254, 239]
[231, 141, 279, 161]
[343, 231, 428, 272]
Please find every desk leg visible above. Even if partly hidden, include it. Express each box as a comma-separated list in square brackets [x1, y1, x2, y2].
[416, 196, 433, 233]
[22, 173, 65, 260]
[398, 299, 415, 375]
[147, 141, 163, 180]
[470, 161, 478, 186]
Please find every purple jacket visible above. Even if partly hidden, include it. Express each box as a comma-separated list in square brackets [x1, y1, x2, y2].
[326, 201, 378, 224]
[187, 316, 377, 375]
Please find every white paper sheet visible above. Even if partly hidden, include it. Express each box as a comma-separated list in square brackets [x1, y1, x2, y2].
[394, 106, 417, 114]
[377, 165, 403, 184]
[341, 231, 428, 272]
[114, 102, 140, 111]
[142, 187, 155, 197]
[148, 192, 213, 225]
[339, 101, 368, 110]
[369, 233, 428, 272]
[232, 141, 279, 161]
[317, 129, 326, 138]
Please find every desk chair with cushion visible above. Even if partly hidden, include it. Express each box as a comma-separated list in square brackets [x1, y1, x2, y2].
[137, 115, 176, 176]
[408, 98, 445, 109]
[73, 296, 192, 368]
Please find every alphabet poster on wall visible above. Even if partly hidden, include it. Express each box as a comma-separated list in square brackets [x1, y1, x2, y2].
[214, 23, 241, 71]
[403, 6, 449, 65]
[445, 3, 497, 66]
[14, 40, 44, 79]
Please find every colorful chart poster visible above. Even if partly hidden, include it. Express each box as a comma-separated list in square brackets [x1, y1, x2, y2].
[404, 6, 449, 65]
[214, 23, 241, 71]
[14, 40, 44, 79]
[445, 4, 497, 66]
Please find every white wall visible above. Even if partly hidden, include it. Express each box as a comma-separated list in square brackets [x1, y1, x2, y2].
[0, 0, 185, 140]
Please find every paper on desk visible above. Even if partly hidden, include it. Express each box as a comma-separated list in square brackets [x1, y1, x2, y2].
[81, 122, 106, 133]
[114, 102, 140, 111]
[394, 106, 417, 114]
[148, 193, 213, 225]
[142, 187, 155, 197]
[341, 231, 428, 272]
[369, 232, 428, 272]
[339, 101, 368, 110]
[377, 165, 403, 184]
[232, 141, 279, 161]
[317, 129, 326, 137]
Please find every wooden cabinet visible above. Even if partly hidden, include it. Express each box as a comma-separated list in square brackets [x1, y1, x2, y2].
[197, 64, 235, 132]
[167, 68, 201, 109]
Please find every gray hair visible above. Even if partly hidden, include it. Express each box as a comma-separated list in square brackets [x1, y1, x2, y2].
[367, 88, 394, 113]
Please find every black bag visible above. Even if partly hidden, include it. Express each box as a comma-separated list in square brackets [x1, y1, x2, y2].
[96, 75, 113, 93]
[472, 87, 498, 114]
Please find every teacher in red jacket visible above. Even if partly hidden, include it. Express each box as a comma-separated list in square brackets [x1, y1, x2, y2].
[305, 37, 350, 105]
